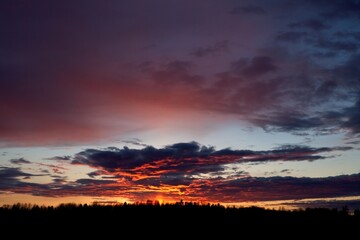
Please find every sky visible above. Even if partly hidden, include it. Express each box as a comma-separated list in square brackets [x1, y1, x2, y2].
[1, 0, 360, 209]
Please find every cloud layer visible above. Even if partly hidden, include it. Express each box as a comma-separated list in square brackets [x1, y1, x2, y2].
[72, 142, 351, 181]
[1, 166, 359, 203]
[1, 142, 358, 203]
[0, 0, 360, 145]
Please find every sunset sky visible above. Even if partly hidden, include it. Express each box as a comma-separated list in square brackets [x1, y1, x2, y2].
[1, 0, 360, 209]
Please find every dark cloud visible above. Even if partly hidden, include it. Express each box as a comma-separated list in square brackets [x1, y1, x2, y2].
[198, 173, 360, 202]
[191, 40, 229, 58]
[346, 140, 360, 145]
[276, 32, 308, 42]
[46, 156, 72, 161]
[334, 53, 360, 85]
[315, 38, 358, 52]
[50, 175, 67, 184]
[232, 56, 277, 77]
[229, 5, 267, 15]
[1, 166, 359, 203]
[72, 142, 352, 183]
[289, 19, 330, 31]
[52, 178, 67, 184]
[75, 178, 117, 185]
[150, 61, 203, 86]
[324, 55, 360, 134]
[0, 143, 357, 203]
[334, 31, 360, 41]
[318, 0, 360, 19]
[135, 174, 193, 187]
[284, 199, 360, 210]
[87, 170, 108, 178]
[315, 80, 337, 98]
[250, 112, 325, 132]
[10, 158, 31, 165]
[0, 167, 33, 180]
[313, 52, 337, 58]
[342, 98, 360, 134]
[122, 139, 149, 147]
[0, 0, 359, 146]
[73, 142, 218, 177]
[0, 167, 44, 190]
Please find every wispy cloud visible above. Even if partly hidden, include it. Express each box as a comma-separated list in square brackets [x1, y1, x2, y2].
[289, 18, 330, 31]
[10, 158, 31, 165]
[46, 156, 72, 161]
[191, 40, 229, 58]
[229, 5, 267, 15]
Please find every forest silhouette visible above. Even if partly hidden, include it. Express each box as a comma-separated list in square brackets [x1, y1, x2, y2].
[1, 201, 359, 233]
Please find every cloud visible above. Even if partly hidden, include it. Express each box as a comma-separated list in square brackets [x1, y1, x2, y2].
[0, 167, 65, 196]
[342, 98, 360, 134]
[334, 53, 360, 86]
[1, 0, 360, 147]
[289, 19, 330, 31]
[0, 41, 357, 144]
[38, 163, 67, 170]
[0, 142, 357, 203]
[1, 165, 359, 203]
[334, 31, 360, 41]
[72, 142, 218, 178]
[346, 140, 360, 145]
[72, 142, 352, 183]
[315, 38, 358, 52]
[315, 80, 338, 98]
[0, 167, 44, 190]
[276, 32, 308, 42]
[321, 54, 360, 134]
[122, 139, 150, 147]
[191, 40, 229, 58]
[313, 52, 337, 58]
[280, 169, 292, 174]
[229, 5, 267, 15]
[232, 56, 277, 77]
[0, 1, 216, 146]
[75, 178, 117, 185]
[318, 0, 360, 19]
[46, 156, 72, 161]
[38, 163, 68, 175]
[283, 198, 360, 210]
[250, 112, 325, 132]
[188, 173, 360, 202]
[87, 170, 108, 178]
[0, 167, 33, 180]
[52, 177, 67, 184]
[150, 61, 204, 86]
[10, 158, 31, 165]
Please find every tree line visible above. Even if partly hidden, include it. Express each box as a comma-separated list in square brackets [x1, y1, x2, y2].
[1, 202, 359, 234]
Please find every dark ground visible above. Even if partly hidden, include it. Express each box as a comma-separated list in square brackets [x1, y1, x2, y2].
[1, 203, 359, 236]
